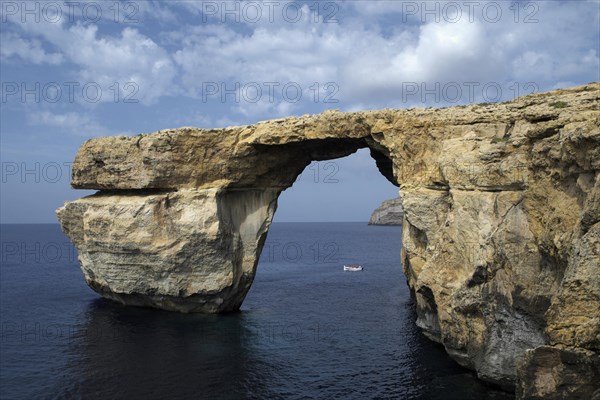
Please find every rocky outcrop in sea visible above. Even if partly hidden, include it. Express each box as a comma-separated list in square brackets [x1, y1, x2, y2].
[369, 197, 404, 225]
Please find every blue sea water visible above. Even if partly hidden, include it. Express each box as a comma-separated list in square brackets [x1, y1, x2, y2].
[0, 223, 513, 399]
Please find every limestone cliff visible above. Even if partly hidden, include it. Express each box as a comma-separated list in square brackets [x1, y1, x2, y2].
[369, 197, 404, 225]
[57, 83, 600, 398]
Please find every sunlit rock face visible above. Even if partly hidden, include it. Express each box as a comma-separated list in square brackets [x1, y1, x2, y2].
[57, 188, 279, 313]
[58, 83, 599, 397]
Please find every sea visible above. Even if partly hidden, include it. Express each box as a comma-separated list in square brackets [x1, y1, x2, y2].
[0, 223, 514, 399]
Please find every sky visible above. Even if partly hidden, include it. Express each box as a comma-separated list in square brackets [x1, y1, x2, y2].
[0, 0, 599, 223]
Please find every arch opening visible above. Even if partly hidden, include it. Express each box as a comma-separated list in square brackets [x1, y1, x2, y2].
[236, 150, 511, 399]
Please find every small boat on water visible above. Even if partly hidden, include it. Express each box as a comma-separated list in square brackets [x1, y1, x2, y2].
[343, 264, 363, 272]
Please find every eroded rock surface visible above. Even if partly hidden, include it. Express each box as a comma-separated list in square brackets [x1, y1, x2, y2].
[517, 346, 600, 399]
[369, 197, 404, 225]
[58, 83, 600, 397]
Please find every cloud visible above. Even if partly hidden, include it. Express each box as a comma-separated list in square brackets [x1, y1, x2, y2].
[0, 32, 64, 65]
[337, 18, 499, 104]
[7, 17, 177, 105]
[3, 0, 598, 115]
[28, 111, 107, 136]
[168, 1, 599, 113]
[171, 18, 348, 117]
[66, 26, 177, 105]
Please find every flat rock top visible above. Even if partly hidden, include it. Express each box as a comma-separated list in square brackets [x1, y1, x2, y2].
[70, 82, 599, 190]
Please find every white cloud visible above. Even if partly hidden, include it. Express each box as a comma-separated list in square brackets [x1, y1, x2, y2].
[3, 0, 598, 114]
[338, 18, 500, 104]
[66, 26, 177, 105]
[0, 32, 64, 65]
[168, 1, 598, 113]
[9, 17, 176, 105]
[28, 111, 106, 136]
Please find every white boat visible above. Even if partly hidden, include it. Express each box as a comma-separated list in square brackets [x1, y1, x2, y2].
[343, 264, 363, 272]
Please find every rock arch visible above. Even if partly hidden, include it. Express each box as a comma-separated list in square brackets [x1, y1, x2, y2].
[58, 83, 600, 396]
